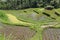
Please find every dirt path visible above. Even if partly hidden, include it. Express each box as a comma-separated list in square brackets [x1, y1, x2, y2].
[0, 23, 36, 40]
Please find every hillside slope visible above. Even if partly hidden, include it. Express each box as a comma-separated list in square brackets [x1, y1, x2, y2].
[0, 8, 60, 40]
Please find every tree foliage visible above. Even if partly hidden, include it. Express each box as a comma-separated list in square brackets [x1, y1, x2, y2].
[0, 0, 59, 9]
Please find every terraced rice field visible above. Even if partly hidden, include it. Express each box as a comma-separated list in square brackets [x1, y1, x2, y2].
[43, 28, 60, 40]
[0, 23, 36, 40]
[0, 8, 60, 40]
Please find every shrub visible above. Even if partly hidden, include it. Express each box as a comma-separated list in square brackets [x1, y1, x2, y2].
[45, 5, 54, 10]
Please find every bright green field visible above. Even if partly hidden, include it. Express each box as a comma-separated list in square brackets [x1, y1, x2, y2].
[0, 8, 60, 40]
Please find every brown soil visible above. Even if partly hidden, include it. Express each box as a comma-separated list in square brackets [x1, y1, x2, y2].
[0, 23, 36, 40]
[43, 28, 60, 40]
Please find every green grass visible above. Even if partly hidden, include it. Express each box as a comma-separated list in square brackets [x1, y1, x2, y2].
[0, 33, 4, 40]
[0, 8, 60, 40]
[0, 11, 8, 22]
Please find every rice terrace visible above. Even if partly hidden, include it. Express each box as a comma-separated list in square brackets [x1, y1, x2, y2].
[0, 0, 60, 40]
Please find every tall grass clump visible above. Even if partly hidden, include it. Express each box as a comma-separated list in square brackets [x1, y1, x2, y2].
[0, 11, 9, 23]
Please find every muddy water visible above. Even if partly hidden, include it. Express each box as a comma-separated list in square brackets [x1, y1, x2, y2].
[43, 28, 60, 40]
[0, 23, 36, 40]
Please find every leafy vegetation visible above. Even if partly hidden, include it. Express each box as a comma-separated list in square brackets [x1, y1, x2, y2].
[0, 0, 59, 9]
